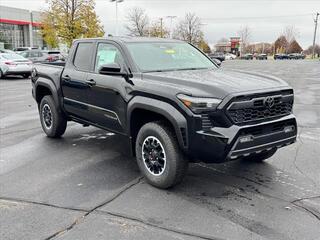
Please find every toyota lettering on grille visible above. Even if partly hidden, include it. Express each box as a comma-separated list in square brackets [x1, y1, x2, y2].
[264, 96, 275, 108]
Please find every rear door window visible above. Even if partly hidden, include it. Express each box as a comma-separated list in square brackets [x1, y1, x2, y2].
[73, 42, 94, 71]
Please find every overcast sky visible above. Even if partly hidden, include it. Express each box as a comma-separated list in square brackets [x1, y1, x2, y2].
[1, 0, 319, 48]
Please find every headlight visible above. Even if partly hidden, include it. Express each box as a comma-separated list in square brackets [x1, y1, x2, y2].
[177, 94, 222, 113]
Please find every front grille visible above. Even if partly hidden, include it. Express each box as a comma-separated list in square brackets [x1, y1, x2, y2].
[227, 93, 293, 124]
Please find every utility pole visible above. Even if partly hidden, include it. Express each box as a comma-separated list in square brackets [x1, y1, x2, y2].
[160, 18, 163, 38]
[166, 16, 177, 39]
[111, 0, 124, 36]
[312, 12, 319, 58]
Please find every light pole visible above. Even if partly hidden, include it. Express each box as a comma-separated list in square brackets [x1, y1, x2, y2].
[312, 12, 319, 59]
[111, 0, 124, 36]
[166, 16, 177, 39]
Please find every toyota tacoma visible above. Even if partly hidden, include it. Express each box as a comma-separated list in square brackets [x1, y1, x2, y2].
[31, 37, 297, 188]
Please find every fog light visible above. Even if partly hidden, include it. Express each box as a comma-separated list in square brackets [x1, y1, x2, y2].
[284, 126, 295, 133]
[239, 135, 254, 143]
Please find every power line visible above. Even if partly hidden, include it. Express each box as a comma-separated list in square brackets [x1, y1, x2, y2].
[201, 13, 315, 21]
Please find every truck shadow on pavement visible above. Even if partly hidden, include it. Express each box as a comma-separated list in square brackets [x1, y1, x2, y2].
[1, 76, 27, 80]
[1, 126, 320, 239]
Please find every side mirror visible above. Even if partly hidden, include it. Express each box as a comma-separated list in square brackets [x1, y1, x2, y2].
[212, 58, 221, 67]
[98, 63, 134, 84]
[99, 63, 123, 75]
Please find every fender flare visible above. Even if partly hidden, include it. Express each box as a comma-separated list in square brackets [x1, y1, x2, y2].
[127, 96, 188, 150]
[35, 79, 61, 109]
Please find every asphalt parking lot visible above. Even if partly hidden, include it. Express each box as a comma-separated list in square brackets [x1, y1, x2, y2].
[0, 60, 319, 240]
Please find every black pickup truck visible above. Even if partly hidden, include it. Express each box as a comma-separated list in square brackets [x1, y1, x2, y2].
[31, 37, 297, 188]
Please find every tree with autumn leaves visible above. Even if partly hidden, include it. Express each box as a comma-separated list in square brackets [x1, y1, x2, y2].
[41, 0, 104, 48]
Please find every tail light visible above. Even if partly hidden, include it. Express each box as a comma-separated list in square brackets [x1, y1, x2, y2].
[46, 56, 54, 62]
[4, 61, 17, 66]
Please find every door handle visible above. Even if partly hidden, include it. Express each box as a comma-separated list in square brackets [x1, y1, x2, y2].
[85, 79, 96, 87]
[62, 75, 71, 81]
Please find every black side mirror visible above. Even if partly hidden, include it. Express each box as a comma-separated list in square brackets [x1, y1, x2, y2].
[98, 63, 134, 84]
[98, 63, 122, 74]
[212, 58, 222, 67]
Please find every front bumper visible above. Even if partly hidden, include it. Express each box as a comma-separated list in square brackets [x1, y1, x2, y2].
[188, 114, 297, 163]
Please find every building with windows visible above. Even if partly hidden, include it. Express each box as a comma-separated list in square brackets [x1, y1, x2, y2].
[0, 5, 44, 50]
[214, 37, 241, 55]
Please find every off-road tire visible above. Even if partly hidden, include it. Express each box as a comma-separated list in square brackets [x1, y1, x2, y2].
[135, 121, 188, 189]
[39, 95, 67, 138]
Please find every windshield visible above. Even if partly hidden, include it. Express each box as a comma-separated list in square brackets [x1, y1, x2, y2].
[1, 53, 26, 60]
[127, 42, 216, 72]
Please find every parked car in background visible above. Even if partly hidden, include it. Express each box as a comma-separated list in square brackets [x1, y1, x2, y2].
[0, 61, 9, 78]
[0, 52, 32, 78]
[256, 53, 268, 60]
[225, 53, 237, 60]
[13, 47, 39, 52]
[19, 50, 66, 63]
[274, 54, 289, 60]
[208, 52, 225, 62]
[19, 50, 49, 63]
[241, 53, 253, 60]
[288, 53, 305, 60]
[42, 50, 66, 62]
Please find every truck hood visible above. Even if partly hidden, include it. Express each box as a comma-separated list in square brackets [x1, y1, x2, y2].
[143, 68, 289, 99]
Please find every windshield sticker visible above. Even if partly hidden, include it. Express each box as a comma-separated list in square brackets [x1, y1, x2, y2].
[165, 49, 176, 54]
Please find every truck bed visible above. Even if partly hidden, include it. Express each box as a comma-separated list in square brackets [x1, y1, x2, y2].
[33, 62, 64, 88]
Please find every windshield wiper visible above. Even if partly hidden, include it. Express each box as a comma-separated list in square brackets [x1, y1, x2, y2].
[144, 67, 208, 73]
[173, 67, 208, 71]
[143, 70, 165, 73]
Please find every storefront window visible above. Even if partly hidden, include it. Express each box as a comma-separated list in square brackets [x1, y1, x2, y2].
[0, 23, 24, 49]
[32, 26, 44, 48]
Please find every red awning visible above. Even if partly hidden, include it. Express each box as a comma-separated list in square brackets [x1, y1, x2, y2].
[0, 18, 41, 27]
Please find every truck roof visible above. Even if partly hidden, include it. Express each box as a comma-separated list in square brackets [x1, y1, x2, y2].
[75, 36, 183, 43]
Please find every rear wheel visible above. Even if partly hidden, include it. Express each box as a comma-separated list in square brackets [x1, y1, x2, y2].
[242, 148, 277, 162]
[135, 121, 188, 189]
[22, 73, 30, 78]
[0, 70, 3, 79]
[39, 95, 67, 138]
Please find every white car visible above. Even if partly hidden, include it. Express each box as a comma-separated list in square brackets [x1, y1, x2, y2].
[225, 53, 237, 60]
[0, 62, 9, 78]
[0, 53, 32, 78]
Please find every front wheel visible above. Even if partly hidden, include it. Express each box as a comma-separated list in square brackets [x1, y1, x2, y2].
[39, 95, 67, 138]
[135, 122, 188, 189]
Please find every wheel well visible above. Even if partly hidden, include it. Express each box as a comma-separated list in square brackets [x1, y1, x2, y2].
[130, 108, 176, 155]
[36, 85, 52, 103]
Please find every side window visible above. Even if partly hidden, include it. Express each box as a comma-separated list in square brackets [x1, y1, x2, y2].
[30, 52, 39, 57]
[95, 43, 124, 72]
[20, 52, 28, 58]
[73, 42, 94, 71]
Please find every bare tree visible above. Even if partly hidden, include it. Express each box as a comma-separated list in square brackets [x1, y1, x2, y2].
[283, 25, 299, 43]
[149, 20, 169, 38]
[238, 26, 251, 54]
[175, 13, 203, 45]
[125, 7, 149, 37]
